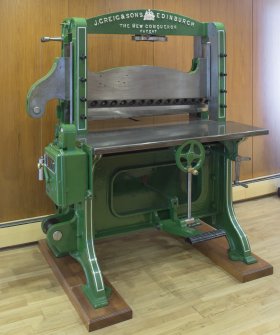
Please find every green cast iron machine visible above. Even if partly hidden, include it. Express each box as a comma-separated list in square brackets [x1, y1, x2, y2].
[27, 10, 268, 309]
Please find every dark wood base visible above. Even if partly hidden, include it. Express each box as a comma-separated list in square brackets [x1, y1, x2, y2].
[193, 223, 273, 282]
[38, 240, 132, 332]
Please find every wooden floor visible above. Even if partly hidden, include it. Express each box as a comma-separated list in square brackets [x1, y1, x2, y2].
[1, 195, 280, 335]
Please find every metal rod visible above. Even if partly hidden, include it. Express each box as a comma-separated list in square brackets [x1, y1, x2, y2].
[0, 215, 48, 229]
[41, 36, 63, 42]
[187, 172, 192, 219]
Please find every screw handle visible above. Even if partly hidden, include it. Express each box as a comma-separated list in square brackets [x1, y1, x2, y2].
[41, 36, 63, 42]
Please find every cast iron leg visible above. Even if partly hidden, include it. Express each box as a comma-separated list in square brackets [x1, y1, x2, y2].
[214, 156, 256, 264]
[71, 199, 110, 308]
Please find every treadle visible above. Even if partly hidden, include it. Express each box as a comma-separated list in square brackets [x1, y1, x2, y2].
[186, 229, 226, 244]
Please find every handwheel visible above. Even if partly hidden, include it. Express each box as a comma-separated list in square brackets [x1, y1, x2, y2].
[175, 140, 205, 173]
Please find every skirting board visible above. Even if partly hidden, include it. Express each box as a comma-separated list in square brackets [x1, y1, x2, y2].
[0, 221, 45, 249]
[232, 175, 280, 201]
[1, 177, 280, 248]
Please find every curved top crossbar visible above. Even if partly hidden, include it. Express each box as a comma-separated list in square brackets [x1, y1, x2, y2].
[86, 9, 207, 36]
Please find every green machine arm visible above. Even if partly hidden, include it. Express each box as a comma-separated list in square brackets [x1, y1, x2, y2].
[26, 57, 70, 118]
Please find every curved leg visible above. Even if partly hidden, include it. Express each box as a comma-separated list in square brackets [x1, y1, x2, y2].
[71, 199, 110, 308]
[213, 154, 256, 264]
[44, 199, 109, 308]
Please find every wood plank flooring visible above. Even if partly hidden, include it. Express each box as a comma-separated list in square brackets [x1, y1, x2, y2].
[0, 195, 280, 335]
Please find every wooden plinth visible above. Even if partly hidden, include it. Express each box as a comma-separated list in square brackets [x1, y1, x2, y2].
[38, 240, 132, 332]
[193, 223, 273, 282]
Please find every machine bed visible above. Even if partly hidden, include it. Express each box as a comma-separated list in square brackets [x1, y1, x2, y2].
[86, 120, 268, 154]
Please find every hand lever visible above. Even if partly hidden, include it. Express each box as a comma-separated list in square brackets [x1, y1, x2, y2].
[234, 155, 251, 188]
[41, 37, 63, 42]
[37, 156, 44, 181]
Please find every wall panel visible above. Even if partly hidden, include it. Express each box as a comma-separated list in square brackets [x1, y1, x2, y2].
[153, 0, 201, 71]
[0, 0, 68, 222]
[252, 0, 280, 177]
[0, 0, 278, 223]
[200, 0, 254, 179]
[88, 0, 154, 130]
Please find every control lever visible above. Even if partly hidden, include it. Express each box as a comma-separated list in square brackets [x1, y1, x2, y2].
[234, 155, 251, 188]
[41, 37, 63, 42]
[37, 156, 44, 181]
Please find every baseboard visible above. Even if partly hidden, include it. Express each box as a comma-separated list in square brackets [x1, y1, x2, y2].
[0, 221, 45, 249]
[232, 175, 280, 202]
[1, 177, 279, 249]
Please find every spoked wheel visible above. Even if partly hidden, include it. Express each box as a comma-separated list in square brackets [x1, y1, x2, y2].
[175, 140, 205, 174]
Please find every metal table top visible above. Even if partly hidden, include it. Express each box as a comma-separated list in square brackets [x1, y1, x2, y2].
[84, 120, 268, 155]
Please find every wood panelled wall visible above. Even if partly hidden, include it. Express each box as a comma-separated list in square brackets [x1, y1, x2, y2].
[0, 0, 278, 222]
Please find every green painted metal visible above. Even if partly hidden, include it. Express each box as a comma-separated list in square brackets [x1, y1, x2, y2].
[209, 143, 257, 264]
[158, 197, 202, 239]
[26, 9, 259, 310]
[175, 140, 205, 173]
[216, 25, 227, 121]
[44, 124, 87, 207]
[87, 10, 207, 36]
[61, 17, 87, 134]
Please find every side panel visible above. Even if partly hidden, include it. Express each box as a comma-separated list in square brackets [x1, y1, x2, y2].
[44, 145, 88, 207]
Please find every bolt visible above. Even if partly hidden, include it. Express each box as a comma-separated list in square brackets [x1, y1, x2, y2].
[80, 53, 87, 60]
[80, 114, 87, 120]
[33, 106, 41, 114]
[53, 231, 62, 241]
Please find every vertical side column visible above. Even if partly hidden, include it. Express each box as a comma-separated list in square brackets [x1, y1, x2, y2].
[70, 18, 88, 135]
[207, 23, 227, 122]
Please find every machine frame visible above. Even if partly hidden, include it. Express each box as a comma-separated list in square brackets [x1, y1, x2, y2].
[27, 9, 268, 309]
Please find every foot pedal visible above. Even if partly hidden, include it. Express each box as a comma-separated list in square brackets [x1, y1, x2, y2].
[186, 229, 226, 245]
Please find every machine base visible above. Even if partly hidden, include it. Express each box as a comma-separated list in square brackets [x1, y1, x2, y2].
[38, 240, 132, 332]
[193, 223, 273, 282]
[38, 224, 273, 331]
